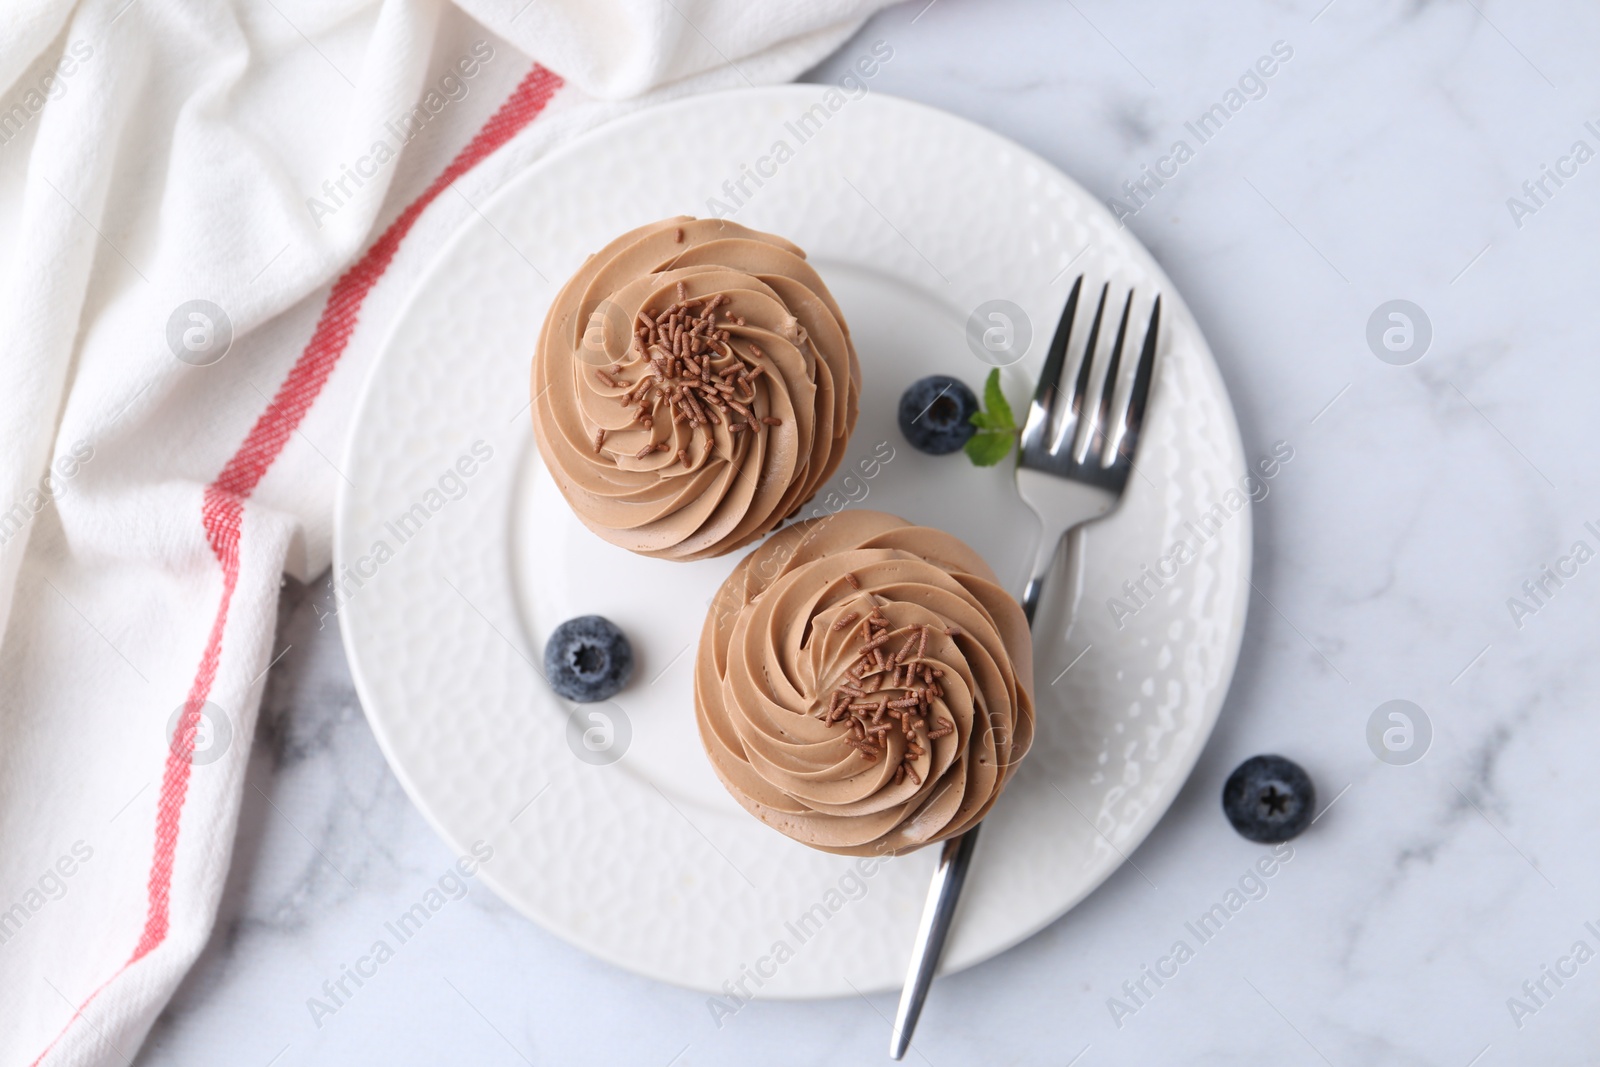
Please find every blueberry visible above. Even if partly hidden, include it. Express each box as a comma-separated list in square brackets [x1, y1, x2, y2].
[1221, 754, 1316, 843]
[544, 615, 633, 703]
[898, 375, 978, 455]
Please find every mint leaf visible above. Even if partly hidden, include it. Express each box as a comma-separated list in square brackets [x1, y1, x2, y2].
[965, 369, 1017, 466]
[965, 431, 1014, 467]
[983, 369, 1015, 432]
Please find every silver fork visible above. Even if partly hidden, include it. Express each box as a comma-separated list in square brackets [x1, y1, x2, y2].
[889, 275, 1162, 1060]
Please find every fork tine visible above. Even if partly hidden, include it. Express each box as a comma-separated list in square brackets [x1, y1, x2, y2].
[1051, 282, 1109, 456]
[1019, 275, 1083, 455]
[1110, 295, 1161, 468]
[1078, 288, 1133, 467]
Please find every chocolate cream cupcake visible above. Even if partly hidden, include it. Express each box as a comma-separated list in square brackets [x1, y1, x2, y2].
[531, 216, 860, 561]
[695, 510, 1035, 856]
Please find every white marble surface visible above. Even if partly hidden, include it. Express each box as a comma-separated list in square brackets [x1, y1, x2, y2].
[136, 1, 1600, 1064]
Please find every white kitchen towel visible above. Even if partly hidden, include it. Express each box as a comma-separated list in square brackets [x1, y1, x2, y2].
[0, 1, 895, 1062]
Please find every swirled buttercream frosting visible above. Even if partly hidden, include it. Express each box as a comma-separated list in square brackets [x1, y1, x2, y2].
[531, 216, 861, 561]
[695, 510, 1035, 856]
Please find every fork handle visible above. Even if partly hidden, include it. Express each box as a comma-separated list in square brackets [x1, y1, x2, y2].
[890, 482, 1107, 1057]
[891, 534, 1057, 1059]
[888, 826, 979, 1059]
[1020, 529, 1063, 625]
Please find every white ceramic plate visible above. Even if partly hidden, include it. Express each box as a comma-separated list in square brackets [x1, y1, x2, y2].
[336, 86, 1250, 997]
